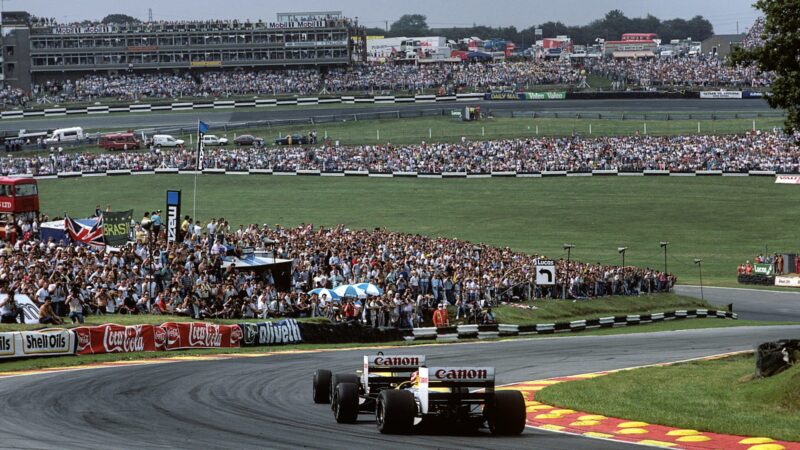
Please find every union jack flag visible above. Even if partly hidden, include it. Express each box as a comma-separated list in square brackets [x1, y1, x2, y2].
[65, 215, 105, 248]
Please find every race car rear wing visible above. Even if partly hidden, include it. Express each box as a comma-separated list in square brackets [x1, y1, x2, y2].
[361, 355, 426, 394]
[418, 367, 496, 414]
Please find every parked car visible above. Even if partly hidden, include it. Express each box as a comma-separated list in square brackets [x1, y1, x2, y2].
[234, 135, 264, 147]
[44, 127, 84, 144]
[99, 132, 141, 151]
[201, 135, 228, 146]
[274, 134, 310, 145]
[152, 134, 185, 148]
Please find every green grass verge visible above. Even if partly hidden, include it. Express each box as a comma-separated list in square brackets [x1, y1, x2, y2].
[19, 115, 785, 156]
[492, 294, 711, 325]
[536, 354, 800, 442]
[38, 176, 800, 287]
[0, 319, 791, 374]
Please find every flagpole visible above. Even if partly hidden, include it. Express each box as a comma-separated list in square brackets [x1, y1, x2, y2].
[193, 118, 199, 222]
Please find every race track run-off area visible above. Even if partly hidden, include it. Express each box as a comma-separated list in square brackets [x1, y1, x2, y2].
[1, 325, 798, 450]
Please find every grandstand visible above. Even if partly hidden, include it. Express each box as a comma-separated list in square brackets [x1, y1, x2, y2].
[0, 10, 367, 93]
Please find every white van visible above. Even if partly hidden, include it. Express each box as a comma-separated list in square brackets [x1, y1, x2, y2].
[152, 134, 185, 148]
[44, 127, 84, 144]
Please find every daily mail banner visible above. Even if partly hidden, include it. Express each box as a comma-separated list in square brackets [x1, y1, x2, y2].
[0, 294, 42, 325]
[238, 319, 303, 346]
[0, 329, 76, 359]
[699, 90, 743, 99]
[162, 322, 242, 350]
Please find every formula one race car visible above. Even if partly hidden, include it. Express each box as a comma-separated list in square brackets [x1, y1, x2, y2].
[312, 353, 425, 417]
[314, 356, 526, 435]
[373, 366, 526, 435]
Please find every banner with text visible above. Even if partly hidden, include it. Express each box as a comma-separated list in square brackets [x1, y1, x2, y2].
[754, 263, 775, 277]
[775, 175, 800, 185]
[524, 91, 566, 100]
[103, 209, 133, 247]
[0, 329, 75, 359]
[73, 324, 166, 355]
[699, 90, 743, 99]
[0, 294, 42, 325]
[238, 319, 303, 346]
[162, 322, 242, 350]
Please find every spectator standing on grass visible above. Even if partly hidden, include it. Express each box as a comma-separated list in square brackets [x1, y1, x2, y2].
[66, 290, 84, 324]
[432, 303, 449, 328]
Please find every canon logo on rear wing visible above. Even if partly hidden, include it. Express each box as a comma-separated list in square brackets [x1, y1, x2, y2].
[368, 355, 426, 367]
[431, 367, 495, 381]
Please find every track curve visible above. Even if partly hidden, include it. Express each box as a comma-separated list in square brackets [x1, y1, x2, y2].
[1, 325, 797, 450]
[0, 98, 774, 132]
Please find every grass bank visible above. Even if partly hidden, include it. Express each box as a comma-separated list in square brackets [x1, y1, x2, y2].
[536, 354, 800, 442]
[492, 294, 711, 325]
[38, 176, 800, 287]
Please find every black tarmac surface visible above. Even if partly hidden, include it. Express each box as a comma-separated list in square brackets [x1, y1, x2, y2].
[0, 324, 798, 450]
[0, 98, 775, 132]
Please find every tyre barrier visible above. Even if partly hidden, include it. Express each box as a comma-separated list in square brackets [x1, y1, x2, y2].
[401, 309, 738, 342]
[738, 274, 775, 286]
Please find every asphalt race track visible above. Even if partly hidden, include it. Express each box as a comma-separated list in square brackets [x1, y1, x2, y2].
[0, 98, 774, 132]
[1, 325, 798, 450]
[675, 285, 800, 322]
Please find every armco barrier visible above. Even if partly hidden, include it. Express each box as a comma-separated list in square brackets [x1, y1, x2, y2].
[0, 93, 486, 120]
[16, 169, 793, 182]
[0, 329, 75, 359]
[401, 309, 737, 342]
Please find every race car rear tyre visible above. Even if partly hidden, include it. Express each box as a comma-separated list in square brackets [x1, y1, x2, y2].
[313, 369, 332, 404]
[376, 390, 416, 434]
[330, 373, 360, 406]
[487, 390, 526, 435]
[333, 382, 359, 424]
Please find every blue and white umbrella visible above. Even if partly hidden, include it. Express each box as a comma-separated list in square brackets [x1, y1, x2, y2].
[354, 283, 384, 296]
[307, 288, 341, 301]
[332, 284, 367, 298]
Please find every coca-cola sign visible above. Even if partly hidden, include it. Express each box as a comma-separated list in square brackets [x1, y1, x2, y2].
[73, 324, 164, 355]
[161, 322, 241, 350]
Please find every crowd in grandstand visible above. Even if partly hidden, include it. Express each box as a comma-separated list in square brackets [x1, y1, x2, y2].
[740, 16, 767, 49]
[27, 61, 584, 103]
[2, 131, 798, 175]
[587, 55, 773, 88]
[0, 213, 674, 327]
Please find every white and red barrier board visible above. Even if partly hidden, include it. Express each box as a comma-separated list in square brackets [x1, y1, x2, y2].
[0, 329, 76, 359]
[73, 324, 166, 355]
[162, 322, 242, 350]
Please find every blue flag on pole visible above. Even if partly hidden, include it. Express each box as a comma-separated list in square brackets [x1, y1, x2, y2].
[198, 121, 209, 134]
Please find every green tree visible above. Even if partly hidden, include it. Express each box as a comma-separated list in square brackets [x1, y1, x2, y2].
[733, 0, 800, 131]
[101, 14, 140, 24]
[390, 14, 429, 36]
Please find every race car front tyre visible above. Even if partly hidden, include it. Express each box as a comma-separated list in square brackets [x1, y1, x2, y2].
[313, 369, 332, 404]
[333, 382, 359, 424]
[376, 390, 415, 434]
[487, 390, 526, 435]
[330, 373, 359, 406]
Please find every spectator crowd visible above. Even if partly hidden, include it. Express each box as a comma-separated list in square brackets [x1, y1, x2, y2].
[587, 54, 773, 88]
[1, 131, 798, 175]
[0, 212, 675, 328]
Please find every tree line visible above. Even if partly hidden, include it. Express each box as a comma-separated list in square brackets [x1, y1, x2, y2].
[366, 10, 715, 46]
